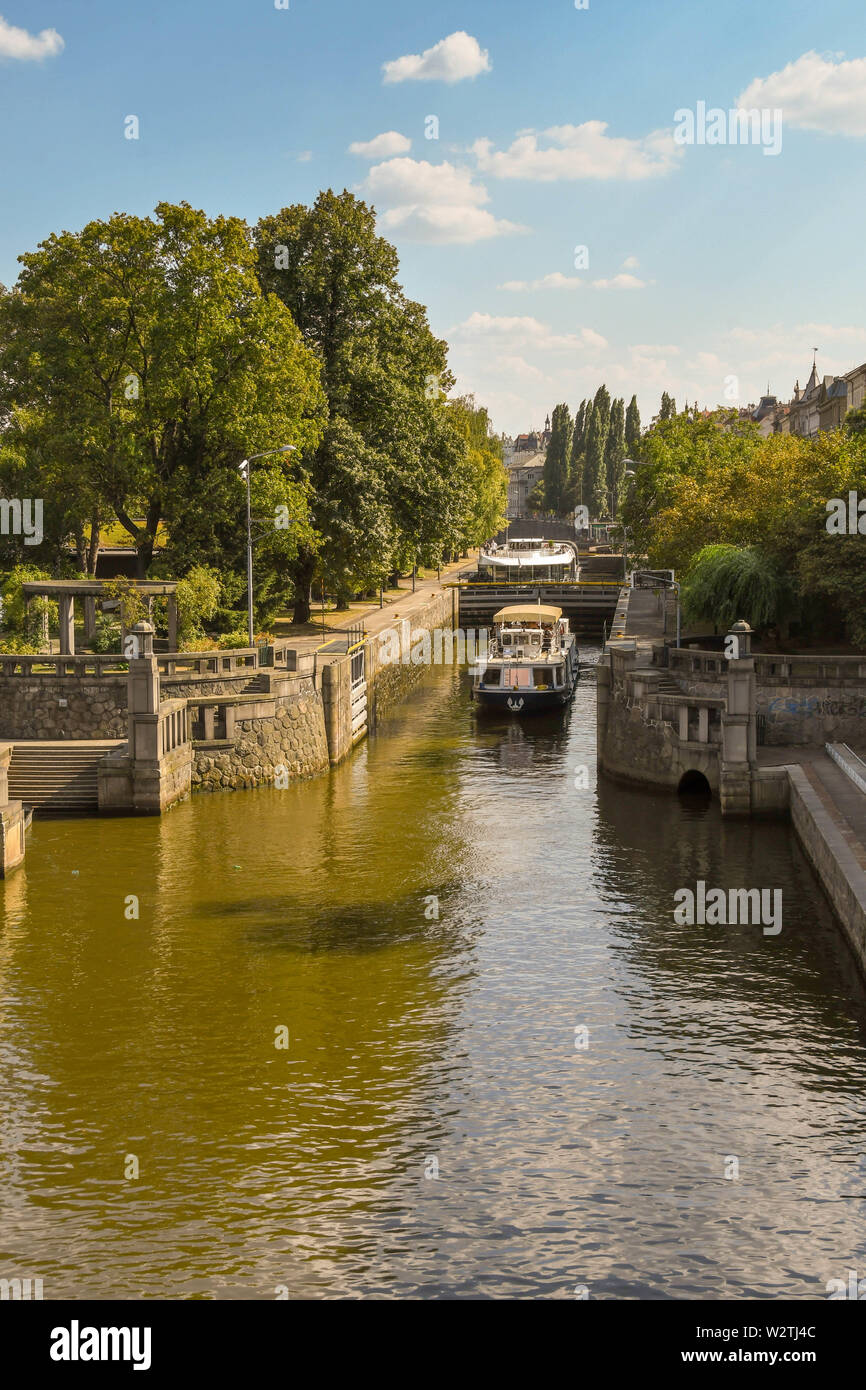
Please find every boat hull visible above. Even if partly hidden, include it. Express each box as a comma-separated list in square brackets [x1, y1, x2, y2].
[473, 671, 578, 713]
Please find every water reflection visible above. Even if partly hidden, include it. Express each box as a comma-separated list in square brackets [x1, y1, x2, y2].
[1, 660, 865, 1298]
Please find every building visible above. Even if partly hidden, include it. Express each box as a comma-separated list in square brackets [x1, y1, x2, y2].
[506, 453, 545, 519]
[756, 356, 866, 439]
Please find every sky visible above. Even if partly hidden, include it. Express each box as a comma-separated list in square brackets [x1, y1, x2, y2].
[2, 0, 866, 436]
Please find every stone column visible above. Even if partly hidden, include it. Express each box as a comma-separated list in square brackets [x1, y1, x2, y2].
[721, 619, 757, 815]
[59, 592, 75, 656]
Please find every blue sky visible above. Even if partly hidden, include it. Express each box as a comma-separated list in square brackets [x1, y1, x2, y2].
[2, 0, 866, 434]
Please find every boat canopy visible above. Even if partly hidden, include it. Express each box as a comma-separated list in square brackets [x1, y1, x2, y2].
[494, 604, 563, 624]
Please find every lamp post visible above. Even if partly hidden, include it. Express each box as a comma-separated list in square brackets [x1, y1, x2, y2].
[238, 445, 296, 647]
[622, 469, 636, 581]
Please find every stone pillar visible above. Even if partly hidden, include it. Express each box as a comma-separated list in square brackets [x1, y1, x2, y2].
[123, 621, 191, 813]
[84, 595, 97, 644]
[59, 593, 75, 656]
[721, 619, 757, 815]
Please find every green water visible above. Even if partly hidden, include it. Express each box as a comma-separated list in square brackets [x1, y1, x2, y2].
[2, 657, 866, 1299]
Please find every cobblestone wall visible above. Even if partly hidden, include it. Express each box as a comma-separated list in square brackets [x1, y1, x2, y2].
[192, 691, 329, 792]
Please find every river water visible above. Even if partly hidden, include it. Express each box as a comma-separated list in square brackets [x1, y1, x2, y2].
[2, 654, 866, 1300]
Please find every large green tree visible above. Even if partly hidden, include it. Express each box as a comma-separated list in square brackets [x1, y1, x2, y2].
[0, 203, 324, 589]
[255, 190, 464, 620]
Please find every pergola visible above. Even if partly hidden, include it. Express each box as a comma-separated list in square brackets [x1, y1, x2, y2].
[21, 580, 180, 655]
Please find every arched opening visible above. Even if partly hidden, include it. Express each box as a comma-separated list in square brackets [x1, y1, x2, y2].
[677, 769, 711, 799]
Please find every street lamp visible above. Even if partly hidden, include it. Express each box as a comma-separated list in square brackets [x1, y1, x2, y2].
[621, 469, 636, 580]
[238, 445, 296, 646]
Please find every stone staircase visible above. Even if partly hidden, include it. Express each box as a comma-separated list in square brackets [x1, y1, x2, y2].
[8, 741, 124, 814]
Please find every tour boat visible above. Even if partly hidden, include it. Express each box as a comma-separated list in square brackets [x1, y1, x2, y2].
[478, 537, 579, 583]
[472, 603, 579, 712]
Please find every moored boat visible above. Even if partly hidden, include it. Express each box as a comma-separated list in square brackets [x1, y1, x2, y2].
[472, 603, 579, 712]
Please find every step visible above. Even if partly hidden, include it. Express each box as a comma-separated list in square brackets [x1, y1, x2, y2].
[7, 740, 122, 815]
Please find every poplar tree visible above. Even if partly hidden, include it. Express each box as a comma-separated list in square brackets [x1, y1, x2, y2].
[583, 385, 610, 518]
[543, 402, 572, 513]
[625, 395, 641, 455]
[605, 397, 627, 516]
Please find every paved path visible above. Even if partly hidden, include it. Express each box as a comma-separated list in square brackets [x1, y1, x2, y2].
[280, 556, 478, 655]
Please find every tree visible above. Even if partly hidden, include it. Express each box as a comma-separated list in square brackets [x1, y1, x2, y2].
[255, 191, 465, 621]
[0, 203, 325, 584]
[845, 403, 866, 436]
[543, 403, 572, 513]
[659, 391, 675, 421]
[448, 396, 507, 548]
[605, 397, 627, 515]
[682, 544, 795, 635]
[625, 395, 641, 455]
[583, 386, 610, 518]
[527, 479, 546, 514]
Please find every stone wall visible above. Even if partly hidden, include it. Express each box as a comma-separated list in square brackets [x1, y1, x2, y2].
[0, 668, 259, 742]
[667, 659, 866, 747]
[366, 587, 457, 726]
[789, 765, 866, 979]
[0, 676, 127, 740]
[596, 660, 720, 793]
[192, 689, 329, 792]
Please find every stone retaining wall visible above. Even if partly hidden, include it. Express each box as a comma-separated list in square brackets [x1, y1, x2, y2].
[192, 690, 329, 792]
[367, 587, 457, 726]
[0, 676, 127, 741]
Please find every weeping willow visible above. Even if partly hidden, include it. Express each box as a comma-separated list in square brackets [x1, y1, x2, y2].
[682, 544, 796, 633]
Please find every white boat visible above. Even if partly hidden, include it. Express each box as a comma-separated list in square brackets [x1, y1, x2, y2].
[478, 538, 578, 582]
[472, 603, 579, 713]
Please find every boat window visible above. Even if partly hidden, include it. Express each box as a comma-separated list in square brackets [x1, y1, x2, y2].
[533, 668, 549, 688]
[482, 667, 501, 686]
[556, 666, 564, 684]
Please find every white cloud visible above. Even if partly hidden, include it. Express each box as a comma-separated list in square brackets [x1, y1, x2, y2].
[361, 157, 525, 243]
[499, 272, 583, 291]
[450, 312, 607, 354]
[380, 205, 524, 244]
[591, 273, 647, 290]
[348, 130, 411, 159]
[738, 50, 866, 137]
[471, 121, 683, 181]
[0, 14, 64, 60]
[297, 151, 313, 163]
[383, 31, 490, 85]
[622, 255, 639, 270]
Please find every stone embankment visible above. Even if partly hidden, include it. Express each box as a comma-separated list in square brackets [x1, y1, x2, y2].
[598, 583, 866, 979]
